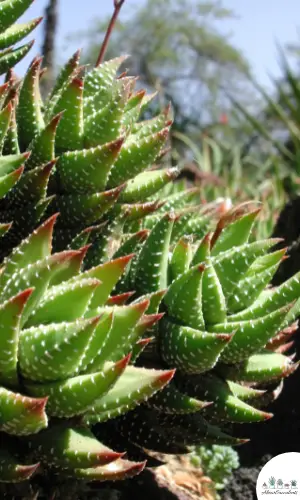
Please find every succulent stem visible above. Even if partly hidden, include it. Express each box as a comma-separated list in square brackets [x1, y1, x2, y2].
[96, 0, 126, 67]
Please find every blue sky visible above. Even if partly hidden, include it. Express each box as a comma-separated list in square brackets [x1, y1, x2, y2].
[17, 0, 300, 87]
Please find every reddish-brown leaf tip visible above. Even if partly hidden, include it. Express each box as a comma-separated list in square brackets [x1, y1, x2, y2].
[16, 462, 40, 480]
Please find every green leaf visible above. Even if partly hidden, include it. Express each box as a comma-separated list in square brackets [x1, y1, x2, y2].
[0, 0, 34, 32]
[149, 382, 208, 414]
[169, 236, 192, 281]
[0, 250, 83, 324]
[56, 138, 124, 194]
[26, 278, 100, 326]
[119, 168, 179, 203]
[227, 381, 266, 402]
[0, 222, 12, 237]
[78, 312, 113, 373]
[159, 317, 232, 374]
[71, 458, 145, 481]
[4, 159, 55, 207]
[17, 57, 45, 148]
[218, 352, 299, 383]
[164, 264, 206, 329]
[85, 300, 149, 368]
[107, 128, 169, 187]
[134, 214, 175, 294]
[213, 239, 280, 300]
[212, 305, 291, 363]
[69, 254, 134, 308]
[0, 163, 23, 198]
[25, 112, 63, 170]
[83, 55, 128, 105]
[0, 214, 57, 289]
[0, 449, 39, 483]
[26, 356, 130, 417]
[30, 426, 123, 469]
[180, 374, 272, 424]
[211, 206, 261, 255]
[51, 77, 84, 151]
[0, 152, 29, 177]
[84, 83, 129, 147]
[83, 365, 174, 424]
[227, 254, 284, 314]
[202, 258, 227, 325]
[230, 271, 300, 322]
[191, 232, 211, 266]
[0, 17, 42, 51]
[54, 186, 123, 226]
[0, 388, 48, 435]
[0, 101, 12, 151]
[0, 41, 34, 75]
[19, 317, 101, 382]
[132, 107, 171, 138]
[0, 198, 52, 253]
[48, 49, 81, 102]
[0, 288, 32, 386]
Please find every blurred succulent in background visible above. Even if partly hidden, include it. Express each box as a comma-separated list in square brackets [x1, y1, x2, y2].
[232, 46, 300, 199]
[190, 444, 239, 497]
[170, 132, 288, 239]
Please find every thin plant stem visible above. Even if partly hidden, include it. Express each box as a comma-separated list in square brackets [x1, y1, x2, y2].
[96, 0, 126, 67]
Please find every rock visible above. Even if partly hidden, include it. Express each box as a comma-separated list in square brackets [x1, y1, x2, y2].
[111, 456, 215, 500]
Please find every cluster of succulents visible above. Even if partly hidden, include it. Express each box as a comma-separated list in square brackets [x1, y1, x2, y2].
[0, 0, 299, 496]
[190, 444, 240, 496]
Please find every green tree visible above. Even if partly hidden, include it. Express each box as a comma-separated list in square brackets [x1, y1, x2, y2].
[71, 0, 253, 134]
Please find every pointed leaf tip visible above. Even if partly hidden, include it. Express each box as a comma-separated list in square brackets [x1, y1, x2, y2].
[263, 412, 273, 420]
[36, 213, 60, 238]
[136, 336, 154, 348]
[17, 462, 40, 480]
[282, 361, 300, 378]
[77, 243, 92, 258]
[49, 111, 65, 129]
[217, 333, 234, 342]
[72, 77, 84, 90]
[23, 151, 31, 160]
[115, 353, 132, 371]
[237, 438, 250, 445]
[157, 369, 176, 386]
[14, 287, 34, 306]
[115, 253, 136, 268]
[129, 460, 147, 475]
[135, 229, 150, 241]
[134, 299, 151, 314]
[107, 291, 135, 306]
[139, 312, 165, 329]
[22, 395, 48, 418]
[30, 56, 43, 70]
[10, 165, 24, 180]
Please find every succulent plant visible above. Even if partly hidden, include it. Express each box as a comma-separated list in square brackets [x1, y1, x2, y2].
[106, 202, 300, 455]
[0, 1, 177, 490]
[190, 444, 240, 496]
[0, 0, 42, 76]
[0, 0, 299, 496]
[0, 214, 177, 488]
